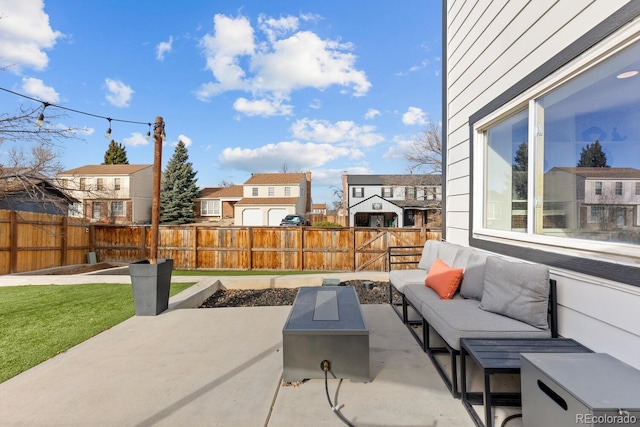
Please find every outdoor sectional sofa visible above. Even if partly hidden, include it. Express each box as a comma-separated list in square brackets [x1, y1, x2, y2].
[388, 240, 557, 397]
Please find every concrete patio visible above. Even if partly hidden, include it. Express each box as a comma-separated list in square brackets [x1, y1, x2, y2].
[0, 273, 518, 426]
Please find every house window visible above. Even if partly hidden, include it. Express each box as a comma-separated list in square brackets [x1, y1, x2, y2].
[268, 187, 274, 197]
[114, 178, 121, 191]
[405, 187, 416, 200]
[92, 202, 101, 220]
[68, 202, 82, 218]
[474, 33, 640, 255]
[79, 178, 86, 191]
[284, 186, 290, 196]
[201, 200, 220, 216]
[636, 182, 640, 196]
[110, 201, 125, 217]
[252, 187, 258, 197]
[382, 187, 393, 198]
[352, 187, 364, 198]
[97, 178, 104, 191]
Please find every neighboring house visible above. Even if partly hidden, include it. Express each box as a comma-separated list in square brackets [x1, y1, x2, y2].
[342, 173, 441, 227]
[195, 185, 243, 222]
[543, 167, 640, 233]
[56, 164, 153, 224]
[0, 171, 77, 215]
[444, 0, 640, 368]
[312, 203, 327, 215]
[234, 172, 312, 226]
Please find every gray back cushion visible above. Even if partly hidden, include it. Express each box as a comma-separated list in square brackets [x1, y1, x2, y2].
[479, 256, 550, 329]
[436, 241, 460, 266]
[453, 247, 489, 300]
[418, 240, 440, 270]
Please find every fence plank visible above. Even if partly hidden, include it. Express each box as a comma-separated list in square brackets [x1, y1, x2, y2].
[0, 209, 440, 273]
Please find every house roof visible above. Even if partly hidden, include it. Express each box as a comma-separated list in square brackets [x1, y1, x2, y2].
[199, 185, 243, 199]
[57, 164, 152, 176]
[235, 197, 299, 206]
[244, 173, 306, 185]
[347, 174, 441, 186]
[313, 203, 327, 209]
[549, 167, 640, 179]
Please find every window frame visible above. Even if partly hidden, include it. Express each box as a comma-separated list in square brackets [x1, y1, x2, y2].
[468, 8, 640, 287]
[200, 199, 220, 216]
[110, 201, 125, 217]
[381, 186, 393, 198]
[352, 187, 364, 198]
[114, 178, 121, 191]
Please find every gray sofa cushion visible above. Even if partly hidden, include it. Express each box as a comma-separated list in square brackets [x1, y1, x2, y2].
[417, 240, 460, 270]
[404, 283, 457, 312]
[453, 247, 489, 301]
[417, 240, 439, 270]
[389, 269, 427, 294]
[480, 256, 550, 329]
[421, 298, 552, 351]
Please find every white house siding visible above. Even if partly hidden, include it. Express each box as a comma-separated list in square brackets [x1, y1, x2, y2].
[446, 0, 640, 368]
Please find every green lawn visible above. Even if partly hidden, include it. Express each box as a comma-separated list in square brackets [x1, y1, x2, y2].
[0, 282, 194, 384]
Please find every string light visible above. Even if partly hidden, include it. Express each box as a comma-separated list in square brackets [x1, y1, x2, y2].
[35, 102, 50, 127]
[0, 86, 151, 137]
[105, 118, 112, 139]
[145, 123, 151, 140]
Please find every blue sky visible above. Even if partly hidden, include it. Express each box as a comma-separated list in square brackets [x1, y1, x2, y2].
[0, 0, 442, 205]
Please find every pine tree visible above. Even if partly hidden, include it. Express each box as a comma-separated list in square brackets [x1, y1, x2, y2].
[160, 140, 199, 224]
[577, 140, 609, 168]
[102, 140, 129, 164]
[512, 141, 528, 200]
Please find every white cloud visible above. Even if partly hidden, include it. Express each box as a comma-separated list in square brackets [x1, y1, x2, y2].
[290, 118, 384, 148]
[176, 134, 192, 147]
[156, 36, 173, 61]
[196, 13, 370, 106]
[123, 132, 149, 147]
[383, 135, 414, 160]
[311, 166, 371, 186]
[364, 108, 380, 120]
[233, 97, 293, 117]
[309, 99, 321, 109]
[218, 141, 350, 171]
[0, 0, 62, 73]
[105, 78, 134, 107]
[21, 77, 59, 103]
[402, 106, 427, 126]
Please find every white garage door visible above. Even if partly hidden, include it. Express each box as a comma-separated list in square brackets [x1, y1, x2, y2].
[242, 209, 262, 226]
[268, 209, 288, 226]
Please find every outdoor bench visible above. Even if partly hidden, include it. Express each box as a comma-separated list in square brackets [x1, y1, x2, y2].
[388, 240, 558, 397]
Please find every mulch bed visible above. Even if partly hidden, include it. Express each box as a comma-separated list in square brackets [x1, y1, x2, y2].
[200, 280, 393, 308]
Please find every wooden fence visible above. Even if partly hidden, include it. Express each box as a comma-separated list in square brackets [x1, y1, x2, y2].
[0, 209, 441, 274]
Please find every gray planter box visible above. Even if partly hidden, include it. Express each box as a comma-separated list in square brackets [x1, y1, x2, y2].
[129, 259, 173, 316]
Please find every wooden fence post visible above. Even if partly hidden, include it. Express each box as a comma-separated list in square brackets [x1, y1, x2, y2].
[140, 226, 147, 261]
[192, 225, 198, 269]
[247, 227, 253, 270]
[299, 227, 304, 271]
[61, 216, 68, 266]
[10, 210, 18, 274]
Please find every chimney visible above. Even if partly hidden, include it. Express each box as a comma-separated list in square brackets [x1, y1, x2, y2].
[342, 171, 348, 217]
[305, 171, 312, 213]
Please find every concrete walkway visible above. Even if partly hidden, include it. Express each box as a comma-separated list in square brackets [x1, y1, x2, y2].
[0, 273, 477, 426]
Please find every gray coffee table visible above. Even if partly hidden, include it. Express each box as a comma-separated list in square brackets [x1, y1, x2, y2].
[282, 286, 370, 382]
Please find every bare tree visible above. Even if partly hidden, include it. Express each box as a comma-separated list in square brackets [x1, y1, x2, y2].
[0, 104, 81, 215]
[217, 180, 235, 188]
[331, 185, 343, 211]
[404, 121, 442, 174]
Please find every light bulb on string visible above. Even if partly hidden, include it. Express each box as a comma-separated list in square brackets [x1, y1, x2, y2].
[145, 123, 151, 140]
[35, 102, 49, 127]
[105, 118, 112, 139]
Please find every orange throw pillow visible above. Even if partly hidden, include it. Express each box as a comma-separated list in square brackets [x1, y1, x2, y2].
[424, 258, 464, 300]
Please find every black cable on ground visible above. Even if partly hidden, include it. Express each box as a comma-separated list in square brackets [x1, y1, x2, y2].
[323, 368, 355, 427]
[501, 413, 522, 427]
